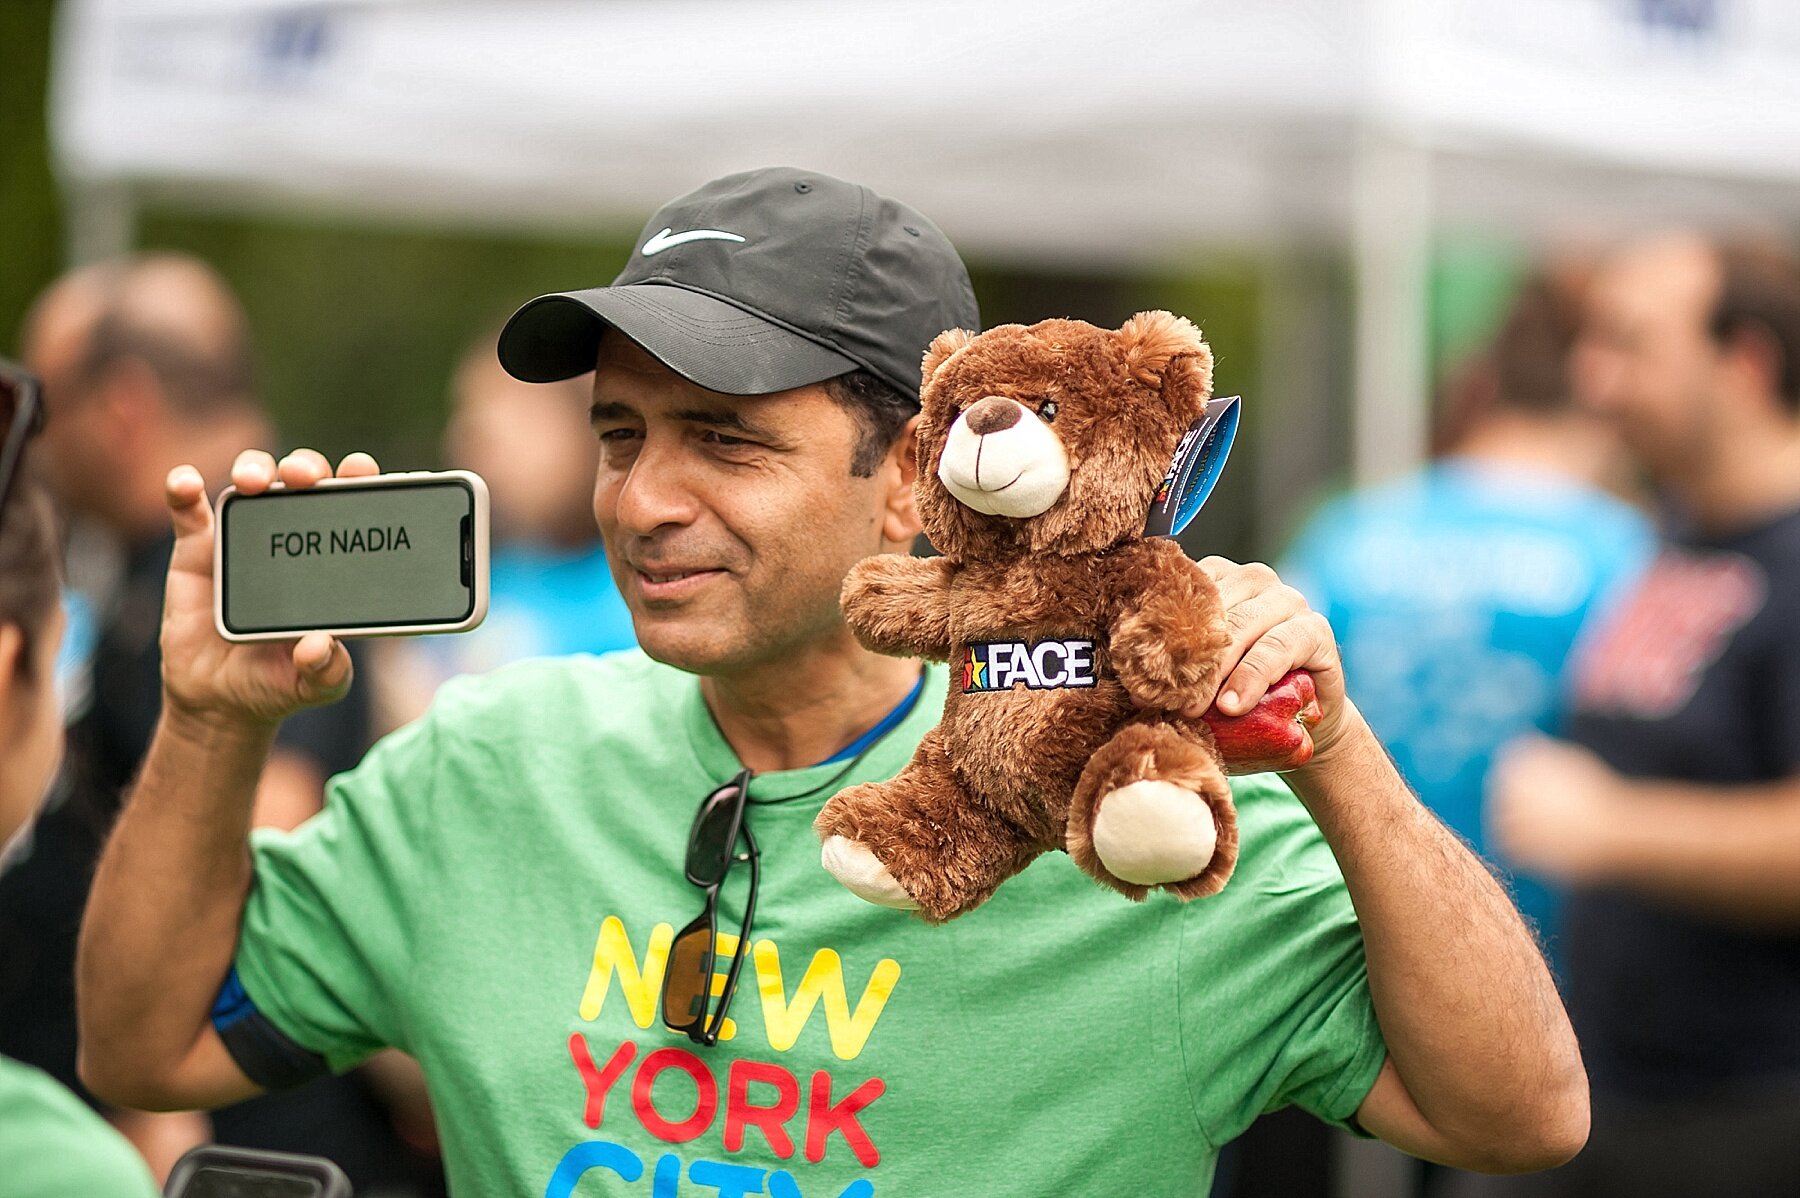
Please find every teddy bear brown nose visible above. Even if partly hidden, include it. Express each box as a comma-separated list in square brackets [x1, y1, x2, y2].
[965, 396, 1023, 435]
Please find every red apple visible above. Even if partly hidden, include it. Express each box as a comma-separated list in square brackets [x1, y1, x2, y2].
[1201, 669, 1322, 774]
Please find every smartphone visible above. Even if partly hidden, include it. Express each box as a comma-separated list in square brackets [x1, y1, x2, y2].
[214, 470, 490, 642]
[164, 1146, 351, 1198]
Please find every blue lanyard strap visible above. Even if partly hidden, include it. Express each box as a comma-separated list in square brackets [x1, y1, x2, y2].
[814, 671, 927, 766]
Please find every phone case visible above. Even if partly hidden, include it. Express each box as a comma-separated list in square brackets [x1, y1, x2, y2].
[164, 1144, 352, 1198]
[212, 469, 491, 643]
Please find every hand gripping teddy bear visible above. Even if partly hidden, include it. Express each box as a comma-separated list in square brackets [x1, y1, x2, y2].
[816, 311, 1317, 923]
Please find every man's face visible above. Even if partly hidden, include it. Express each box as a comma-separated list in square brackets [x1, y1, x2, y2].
[1573, 237, 1722, 480]
[588, 335, 897, 676]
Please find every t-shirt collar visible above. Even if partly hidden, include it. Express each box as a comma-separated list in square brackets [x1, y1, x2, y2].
[679, 665, 944, 805]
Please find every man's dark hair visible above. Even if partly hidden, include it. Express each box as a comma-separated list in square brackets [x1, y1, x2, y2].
[1431, 274, 1580, 454]
[1709, 243, 1800, 414]
[823, 370, 918, 477]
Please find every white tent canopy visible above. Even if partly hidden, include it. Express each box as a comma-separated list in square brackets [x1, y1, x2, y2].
[50, 0, 1800, 479]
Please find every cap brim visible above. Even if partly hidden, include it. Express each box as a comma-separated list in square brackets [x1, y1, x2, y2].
[497, 283, 859, 394]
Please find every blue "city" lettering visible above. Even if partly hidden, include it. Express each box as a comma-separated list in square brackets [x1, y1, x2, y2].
[545, 1141, 874, 1198]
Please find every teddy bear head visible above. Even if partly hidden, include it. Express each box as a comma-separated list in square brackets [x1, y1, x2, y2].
[913, 312, 1214, 562]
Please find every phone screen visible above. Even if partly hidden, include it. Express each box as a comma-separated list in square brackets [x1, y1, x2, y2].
[221, 479, 476, 634]
[175, 1166, 325, 1198]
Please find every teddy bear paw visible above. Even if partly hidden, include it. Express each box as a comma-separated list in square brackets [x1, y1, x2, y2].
[1091, 780, 1218, 886]
[820, 836, 921, 910]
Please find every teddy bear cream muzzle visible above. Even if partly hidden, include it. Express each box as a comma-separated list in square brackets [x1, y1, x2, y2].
[936, 396, 1070, 518]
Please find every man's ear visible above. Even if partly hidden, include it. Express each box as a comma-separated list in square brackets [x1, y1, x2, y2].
[921, 329, 976, 389]
[1117, 310, 1213, 418]
[878, 412, 925, 549]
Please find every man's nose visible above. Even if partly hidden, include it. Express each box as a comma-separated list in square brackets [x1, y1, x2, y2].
[610, 439, 702, 536]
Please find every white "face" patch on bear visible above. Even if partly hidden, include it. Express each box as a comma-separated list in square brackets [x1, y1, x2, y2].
[936, 396, 1070, 518]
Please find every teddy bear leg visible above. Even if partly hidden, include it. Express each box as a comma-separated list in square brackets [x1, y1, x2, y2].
[816, 733, 1039, 923]
[1067, 721, 1239, 901]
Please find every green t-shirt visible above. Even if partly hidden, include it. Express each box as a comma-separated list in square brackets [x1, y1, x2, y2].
[0, 1055, 160, 1197]
[234, 652, 1386, 1197]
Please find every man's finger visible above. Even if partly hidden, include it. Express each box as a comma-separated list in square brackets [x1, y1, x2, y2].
[293, 633, 353, 703]
[277, 448, 333, 489]
[231, 450, 278, 495]
[1215, 611, 1334, 715]
[336, 452, 381, 478]
[1216, 631, 1298, 715]
[1220, 582, 1307, 641]
[164, 466, 214, 563]
[1201, 558, 1284, 611]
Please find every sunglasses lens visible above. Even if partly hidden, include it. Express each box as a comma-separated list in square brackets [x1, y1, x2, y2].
[662, 915, 715, 1034]
[0, 373, 15, 429]
[686, 777, 745, 886]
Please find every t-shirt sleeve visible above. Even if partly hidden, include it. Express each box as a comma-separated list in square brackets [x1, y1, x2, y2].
[230, 695, 445, 1074]
[1183, 777, 1388, 1146]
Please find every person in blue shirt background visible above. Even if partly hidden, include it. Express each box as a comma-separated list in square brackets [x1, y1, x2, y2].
[1281, 274, 1653, 961]
[372, 330, 636, 732]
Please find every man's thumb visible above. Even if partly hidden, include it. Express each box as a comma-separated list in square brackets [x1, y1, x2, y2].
[293, 633, 352, 703]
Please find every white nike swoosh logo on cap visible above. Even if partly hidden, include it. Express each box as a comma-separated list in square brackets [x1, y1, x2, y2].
[641, 227, 746, 255]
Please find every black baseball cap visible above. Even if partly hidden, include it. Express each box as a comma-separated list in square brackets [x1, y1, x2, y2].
[497, 167, 978, 401]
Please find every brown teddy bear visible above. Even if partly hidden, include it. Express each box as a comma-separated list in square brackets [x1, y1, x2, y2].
[815, 311, 1248, 923]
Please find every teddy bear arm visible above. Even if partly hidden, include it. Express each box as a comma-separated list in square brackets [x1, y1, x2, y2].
[1108, 553, 1231, 711]
[840, 555, 958, 661]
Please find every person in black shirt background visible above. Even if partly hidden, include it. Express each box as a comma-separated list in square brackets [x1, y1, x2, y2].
[3, 253, 443, 1194]
[1480, 235, 1800, 1198]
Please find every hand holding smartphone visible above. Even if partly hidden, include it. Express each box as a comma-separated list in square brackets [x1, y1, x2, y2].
[214, 470, 490, 642]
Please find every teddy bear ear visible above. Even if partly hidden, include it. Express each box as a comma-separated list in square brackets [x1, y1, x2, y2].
[921, 328, 977, 386]
[1118, 310, 1213, 397]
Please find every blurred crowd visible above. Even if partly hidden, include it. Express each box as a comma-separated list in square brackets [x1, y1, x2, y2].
[4, 228, 1800, 1197]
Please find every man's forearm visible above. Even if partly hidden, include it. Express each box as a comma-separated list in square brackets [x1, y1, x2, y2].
[1595, 776, 1800, 924]
[1287, 713, 1586, 1169]
[78, 708, 272, 1108]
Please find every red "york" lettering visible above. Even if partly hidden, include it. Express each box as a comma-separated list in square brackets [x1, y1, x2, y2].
[567, 1034, 884, 1168]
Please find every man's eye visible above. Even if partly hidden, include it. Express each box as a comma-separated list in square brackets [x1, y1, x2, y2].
[1039, 400, 1059, 423]
[596, 427, 640, 443]
[703, 430, 753, 448]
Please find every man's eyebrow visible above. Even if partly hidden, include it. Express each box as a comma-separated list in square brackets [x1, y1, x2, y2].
[588, 399, 778, 439]
[589, 400, 638, 423]
[669, 406, 775, 437]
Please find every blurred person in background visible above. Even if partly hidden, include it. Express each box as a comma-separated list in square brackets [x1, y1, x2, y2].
[371, 329, 634, 733]
[0, 364, 159, 1195]
[1486, 234, 1800, 1196]
[1282, 274, 1652, 959]
[3, 253, 442, 1194]
[1263, 276, 1649, 1198]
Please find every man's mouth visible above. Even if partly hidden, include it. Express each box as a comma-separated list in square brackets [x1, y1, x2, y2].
[631, 565, 725, 600]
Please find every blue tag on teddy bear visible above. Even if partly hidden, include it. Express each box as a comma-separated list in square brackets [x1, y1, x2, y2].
[1144, 396, 1240, 538]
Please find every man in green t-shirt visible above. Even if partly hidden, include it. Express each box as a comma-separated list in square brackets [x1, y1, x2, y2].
[78, 168, 1587, 1196]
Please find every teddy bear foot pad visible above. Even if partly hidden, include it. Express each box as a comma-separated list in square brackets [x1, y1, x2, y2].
[821, 835, 921, 910]
[1090, 780, 1218, 885]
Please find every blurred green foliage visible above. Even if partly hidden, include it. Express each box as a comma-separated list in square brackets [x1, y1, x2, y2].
[0, 0, 63, 352]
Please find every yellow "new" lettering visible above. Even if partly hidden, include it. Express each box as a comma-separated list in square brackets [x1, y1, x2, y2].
[577, 916, 673, 1027]
[752, 941, 901, 1061]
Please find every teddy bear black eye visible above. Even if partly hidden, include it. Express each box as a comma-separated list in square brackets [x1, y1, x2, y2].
[1039, 400, 1059, 423]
